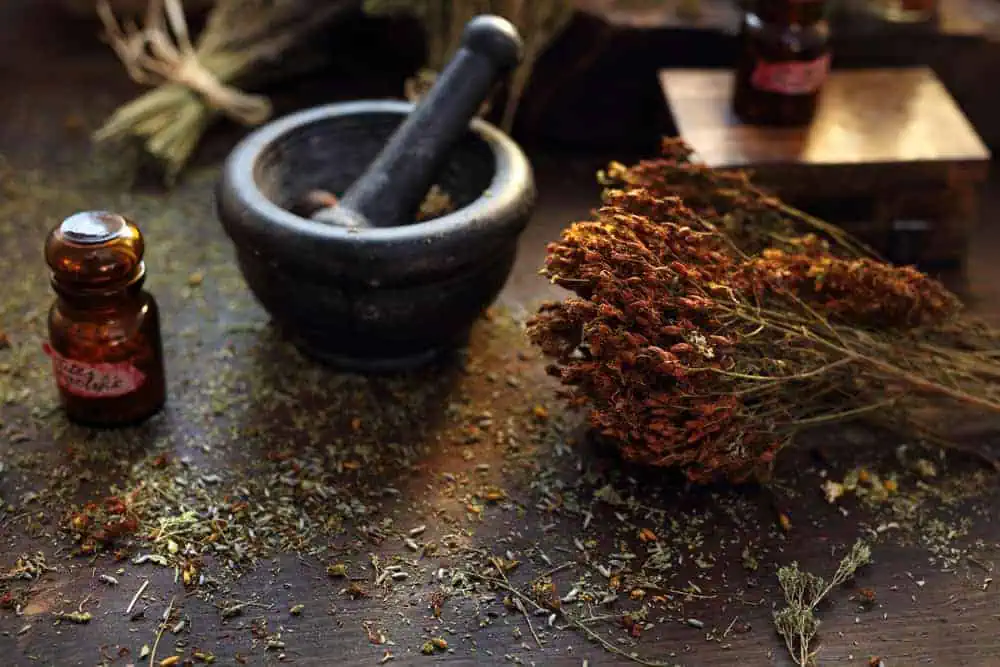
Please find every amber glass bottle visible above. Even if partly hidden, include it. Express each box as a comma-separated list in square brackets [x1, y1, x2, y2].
[44, 211, 166, 426]
[732, 0, 831, 127]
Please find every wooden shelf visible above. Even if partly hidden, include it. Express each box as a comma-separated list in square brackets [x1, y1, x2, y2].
[575, 0, 1000, 38]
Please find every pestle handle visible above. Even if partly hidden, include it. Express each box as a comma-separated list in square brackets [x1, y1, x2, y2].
[325, 15, 524, 228]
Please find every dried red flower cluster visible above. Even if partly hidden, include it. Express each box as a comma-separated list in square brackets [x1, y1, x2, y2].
[601, 139, 874, 260]
[528, 142, 997, 483]
[746, 243, 960, 329]
[530, 199, 777, 481]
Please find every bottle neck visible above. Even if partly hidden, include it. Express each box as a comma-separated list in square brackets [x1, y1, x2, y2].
[52, 274, 146, 312]
[754, 0, 827, 25]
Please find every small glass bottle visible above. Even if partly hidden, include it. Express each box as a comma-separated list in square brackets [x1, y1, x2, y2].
[732, 0, 831, 127]
[44, 211, 166, 426]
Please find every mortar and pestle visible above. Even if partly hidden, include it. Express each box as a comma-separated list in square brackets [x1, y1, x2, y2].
[216, 15, 536, 371]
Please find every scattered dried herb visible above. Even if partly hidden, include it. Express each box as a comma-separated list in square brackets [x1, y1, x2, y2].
[420, 637, 448, 654]
[346, 582, 369, 599]
[326, 563, 348, 578]
[54, 610, 92, 624]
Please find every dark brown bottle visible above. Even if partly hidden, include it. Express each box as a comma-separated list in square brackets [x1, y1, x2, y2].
[732, 0, 831, 127]
[44, 211, 166, 426]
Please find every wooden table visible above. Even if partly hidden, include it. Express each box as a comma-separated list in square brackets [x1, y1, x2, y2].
[659, 67, 992, 265]
[3, 5, 1000, 667]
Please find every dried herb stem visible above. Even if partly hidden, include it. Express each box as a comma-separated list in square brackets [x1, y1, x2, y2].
[147, 595, 175, 667]
[773, 540, 872, 666]
[125, 579, 150, 616]
[490, 557, 542, 648]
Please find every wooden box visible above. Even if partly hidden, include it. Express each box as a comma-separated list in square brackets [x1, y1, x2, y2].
[658, 67, 991, 265]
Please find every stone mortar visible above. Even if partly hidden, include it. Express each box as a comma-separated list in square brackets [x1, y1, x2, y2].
[215, 99, 536, 372]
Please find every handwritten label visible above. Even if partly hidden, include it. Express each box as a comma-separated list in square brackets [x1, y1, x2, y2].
[43, 342, 145, 399]
[750, 54, 831, 96]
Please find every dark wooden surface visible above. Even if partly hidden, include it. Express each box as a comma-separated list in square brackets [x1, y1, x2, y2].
[3, 4, 1000, 667]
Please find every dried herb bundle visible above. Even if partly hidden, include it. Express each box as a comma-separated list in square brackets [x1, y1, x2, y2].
[362, 0, 574, 131]
[527, 140, 1000, 482]
[94, 0, 355, 183]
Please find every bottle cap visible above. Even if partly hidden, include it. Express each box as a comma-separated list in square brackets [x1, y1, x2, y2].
[45, 211, 145, 288]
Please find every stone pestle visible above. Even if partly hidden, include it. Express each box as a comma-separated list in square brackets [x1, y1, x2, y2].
[311, 14, 524, 229]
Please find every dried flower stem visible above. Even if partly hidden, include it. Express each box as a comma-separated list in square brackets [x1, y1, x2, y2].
[773, 540, 872, 666]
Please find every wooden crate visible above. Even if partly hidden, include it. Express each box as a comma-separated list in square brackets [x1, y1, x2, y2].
[658, 67, 991, 265]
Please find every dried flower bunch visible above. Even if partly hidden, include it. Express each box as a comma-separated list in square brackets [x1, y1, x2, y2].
[527, 139, 1000, 483]
[363, 0, 574, 131]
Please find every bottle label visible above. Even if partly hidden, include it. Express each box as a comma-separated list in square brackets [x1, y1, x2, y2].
[43, 343, 146, 399]
[750, 54, 831, 95]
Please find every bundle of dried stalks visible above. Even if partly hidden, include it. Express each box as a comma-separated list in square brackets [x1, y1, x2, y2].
[527, 139, 1000, 482]
[362, 0, 574, 131]
[93, 0, 356, 183]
